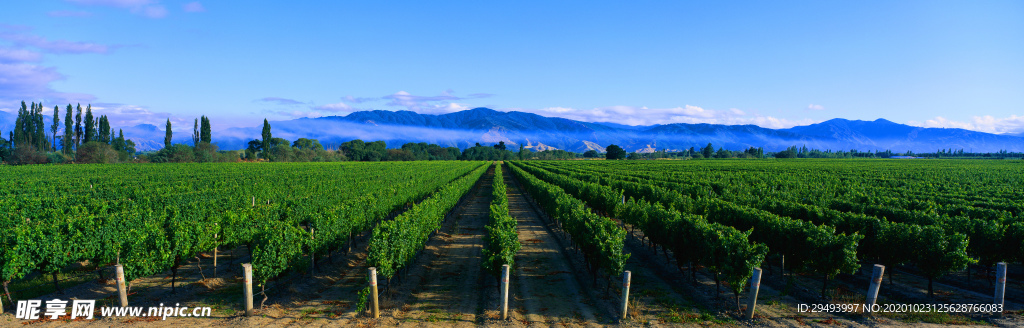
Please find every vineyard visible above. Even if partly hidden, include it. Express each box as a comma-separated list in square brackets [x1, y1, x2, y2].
[0, 159, 1021, 327]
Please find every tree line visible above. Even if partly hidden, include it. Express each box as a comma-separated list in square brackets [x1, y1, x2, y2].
[6, 105, 1019, 165]
[0, 101, 136, 164]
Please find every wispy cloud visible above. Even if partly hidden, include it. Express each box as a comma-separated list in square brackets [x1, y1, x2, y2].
[807, 104, 824, 110]
[0, 26, 112, 54]
[65, 0, 168, 18]
[343, 95, 378, 104]
[0, 47, 42, 62]
[313, 102, 352, 112]
[88, 102, 180, 127]
[380, 90, 485, 114]
[258, 97, 304, 105]
[183, 2, 205, 13]
[507, 105, 816, 129]
[48, 10, 93, 17]
[0, 26, 117, 105]
[907, 115, 1024, 135]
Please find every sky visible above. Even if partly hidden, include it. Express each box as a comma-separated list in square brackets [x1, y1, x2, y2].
[1, 0, 1022, 135]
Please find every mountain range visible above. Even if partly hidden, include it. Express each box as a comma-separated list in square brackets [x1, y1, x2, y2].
[3, 108, 1024, 153]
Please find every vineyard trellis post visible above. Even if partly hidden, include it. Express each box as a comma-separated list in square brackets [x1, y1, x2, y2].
[243, 263, 253, 316]
[309, 228, 315, 276]
[865, 264, 884, 311]
[620, 270, 631, 321]
[115, 264, 128, 307]
[501, 264, 510, 320]
[369, 267, 379, 319]
[213, 233, 218, 278]
[746, 268, 762, 320]
[995, 262, 1006, 317]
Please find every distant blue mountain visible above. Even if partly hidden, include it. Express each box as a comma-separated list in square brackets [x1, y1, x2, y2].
[4, 107, 1024, 153]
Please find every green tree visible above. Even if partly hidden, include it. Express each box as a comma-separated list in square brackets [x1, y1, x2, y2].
[583, 150, 599, 158]
[261, 119, 272, 154]
[246, 139, 262, 159]
[292, 138, 322, 151]
[50, 105, 60, 152]
[191, 118, 200, 147]
[74, 104, 83, 148]
[98, 115, 110, 144]
[164, 119, 173, 149]
[200, 116, 211, 143]
[702, 143, 714, 159]
[605, 144, 626, 160]
[715, 147, 729, 158]
[83, 105, 95, 143]
[63, 104, 73, 154]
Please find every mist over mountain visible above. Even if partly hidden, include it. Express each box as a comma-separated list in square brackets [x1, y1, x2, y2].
[4, 108, 1024, 153]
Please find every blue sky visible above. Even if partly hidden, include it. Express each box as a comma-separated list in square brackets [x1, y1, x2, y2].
[1, 0, 1022, 134]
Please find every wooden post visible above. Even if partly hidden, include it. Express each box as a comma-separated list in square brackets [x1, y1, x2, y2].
[995, 262, 1006, 316]
[309, 228, 315, 276]
[213, 234, 218, 278]
[620, 270, 631, 321]
[501, 264, 510, 320]
[369, 267, 379, 318]
[252, 196, 255, 207]
[746, 267, 762, 320]
[242, 263, 253, 316]
[866, 264, 884, 311]
[115, 264, 128, 307]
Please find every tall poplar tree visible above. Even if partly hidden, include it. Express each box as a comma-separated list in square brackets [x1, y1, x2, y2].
[35, 102, 46, 151]
[98, 115, 110, 144]
[51, 105, 60, 151]
[261, 119, 272, 153]
[74, 104, 83, 148]
[200, 116, 211, 143]
[83, 105, 95, 143]
[13, 101, 26, 146]
[192, 118, 200, 147]
[164, 119, 172, 149]
[63, 104, 73, 154]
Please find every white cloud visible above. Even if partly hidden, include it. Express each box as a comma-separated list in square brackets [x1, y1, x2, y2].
[381, 90, 474, 114]
[88, 103, 179, 127]
[47, 10, 92, 17]
[508, 105, 816, 129]
[183, 2, 205, 12]
[65, 0, 167, 18]
[313, 102, 352, 112]
[807, 104, 824, 110]
[907, 115, 1024, 135]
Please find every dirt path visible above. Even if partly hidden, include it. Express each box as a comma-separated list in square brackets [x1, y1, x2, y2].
[504, 165, 608, 326]
[365, 164, 494, 327]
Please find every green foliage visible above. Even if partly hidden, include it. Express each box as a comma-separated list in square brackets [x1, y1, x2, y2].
[509, 162, 628, 277]
[367, 163, 490, 279]
[0, 161, 486, 294]
[164, 119, 173, 149]
[83, 105, 95, 143]
[63, 104, 73, 154]
[461, 145, 515, 161]
[76, 141, 120, 163]
[261, 119, 272, 153]
[915, 226, 974, 281]
[605, 144, 626, 160]
[481, 165, 521, 277]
